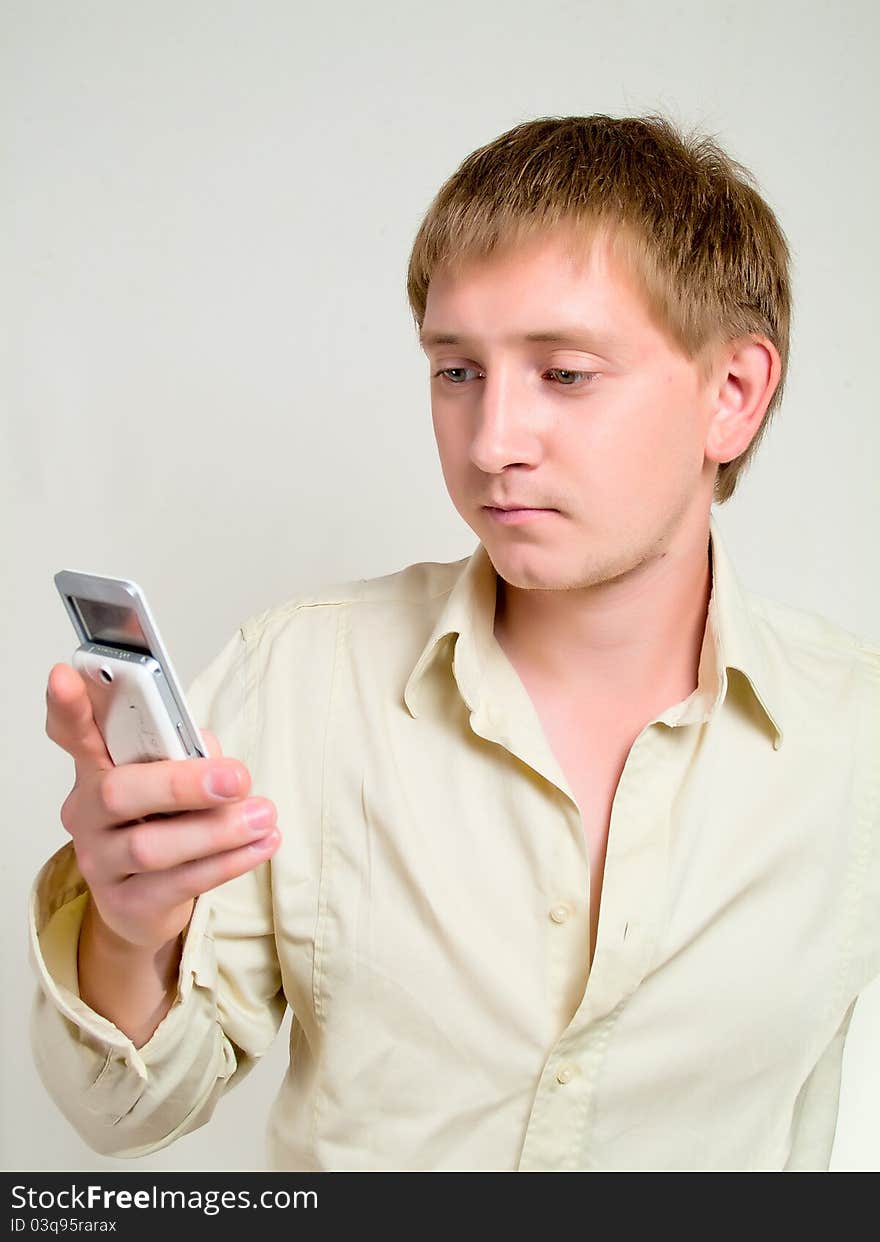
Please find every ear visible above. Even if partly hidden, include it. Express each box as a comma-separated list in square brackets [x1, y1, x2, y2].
[704, 335, 782, 466]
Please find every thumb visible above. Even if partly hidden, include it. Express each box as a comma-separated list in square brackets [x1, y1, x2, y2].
[199, 727, 224, 759]
[45, 663, 113, 780]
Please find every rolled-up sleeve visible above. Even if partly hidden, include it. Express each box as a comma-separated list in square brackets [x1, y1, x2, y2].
[28, 620, 287, 1158]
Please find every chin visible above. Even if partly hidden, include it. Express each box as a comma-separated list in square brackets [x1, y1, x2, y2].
[483, 543, 569, 589]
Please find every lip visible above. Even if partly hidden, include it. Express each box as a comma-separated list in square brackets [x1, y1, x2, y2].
[483, 506, 559, 525]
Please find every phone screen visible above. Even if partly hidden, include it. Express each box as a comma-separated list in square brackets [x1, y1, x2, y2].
[68, 596, 152, 655]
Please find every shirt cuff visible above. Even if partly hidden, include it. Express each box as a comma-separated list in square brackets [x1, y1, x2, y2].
[29, 840, 216, 1084]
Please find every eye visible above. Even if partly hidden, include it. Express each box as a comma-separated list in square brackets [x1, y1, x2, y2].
[545, 368, 599, 387]
[432, 367, 599, 387]
[433, 367, 478, 384]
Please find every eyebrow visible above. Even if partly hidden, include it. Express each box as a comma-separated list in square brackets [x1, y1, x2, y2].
[418, 327, 621, 352]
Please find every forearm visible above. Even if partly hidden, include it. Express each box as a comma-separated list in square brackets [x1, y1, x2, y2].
[31, 836, 284, 1158]
[77, 893, 183, 1049]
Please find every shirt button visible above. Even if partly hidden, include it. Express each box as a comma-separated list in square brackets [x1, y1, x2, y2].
[549, 904, 570, 924]
[556, 1065, 576, 1084]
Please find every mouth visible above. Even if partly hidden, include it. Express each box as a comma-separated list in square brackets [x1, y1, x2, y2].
[483, 506, 560, 524]
[482, 503, 559, 513]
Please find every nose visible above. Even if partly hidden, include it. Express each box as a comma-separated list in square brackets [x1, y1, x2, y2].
[467, 368, 543, 473]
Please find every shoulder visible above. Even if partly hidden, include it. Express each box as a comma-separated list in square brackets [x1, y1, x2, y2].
[236, 554, 469, 649]
[744, 590, 879, 779]
[747, 588, 879, 675]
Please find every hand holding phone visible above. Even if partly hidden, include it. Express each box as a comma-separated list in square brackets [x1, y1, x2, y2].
[45, 661, 281, 952]
[46, 569, 281, 952]
[44, 662, 282, 1047]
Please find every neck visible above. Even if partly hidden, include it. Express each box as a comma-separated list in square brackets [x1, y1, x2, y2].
[492, 522, 713, 716]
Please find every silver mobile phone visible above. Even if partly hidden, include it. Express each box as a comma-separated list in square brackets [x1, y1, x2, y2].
[54, 569, 207, 765]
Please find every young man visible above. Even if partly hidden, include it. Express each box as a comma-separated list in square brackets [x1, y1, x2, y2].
[32, 114, 879, 1172]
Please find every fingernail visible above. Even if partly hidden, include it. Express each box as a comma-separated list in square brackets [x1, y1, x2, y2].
[206, 768, 240, 798]
[242, 802, 273, 831]
[249, 828, 279, 851]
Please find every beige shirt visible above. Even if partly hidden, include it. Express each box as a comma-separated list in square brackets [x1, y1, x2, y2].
[29, 512, 880, 1171]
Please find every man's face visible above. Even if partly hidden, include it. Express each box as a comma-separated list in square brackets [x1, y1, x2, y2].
[420, 225, 721, 592]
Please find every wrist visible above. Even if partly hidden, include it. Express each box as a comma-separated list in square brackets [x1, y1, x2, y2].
[81, 891, 183, 964]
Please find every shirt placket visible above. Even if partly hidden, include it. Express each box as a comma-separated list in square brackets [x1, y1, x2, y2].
[518, 721, 679, 1169]
[462, 628, 680, 1171]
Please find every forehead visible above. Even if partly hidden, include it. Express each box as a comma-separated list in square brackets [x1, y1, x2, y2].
[428, 225, 617, 288]
[421, 225, 660, 352]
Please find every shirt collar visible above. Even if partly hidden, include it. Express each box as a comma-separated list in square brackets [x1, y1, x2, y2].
[403, 511, 785, 751]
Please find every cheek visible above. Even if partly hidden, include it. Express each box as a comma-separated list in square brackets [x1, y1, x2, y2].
[431, 413, 469, 490]
[431, 415, 454, 464]
[432, 408, 471, 461]
[583, 380, 698, 495]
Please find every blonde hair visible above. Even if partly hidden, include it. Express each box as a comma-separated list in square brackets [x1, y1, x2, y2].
[405, 113, 793, 505]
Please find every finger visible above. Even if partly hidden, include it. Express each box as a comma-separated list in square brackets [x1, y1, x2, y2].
[144, 730, 223, 819]
[199, 728, 223, 759]
[85, 750, 253, 832]
[98, 798, 277, 880]
[45, 663, 114, 780]
[118, 827, 282, 911]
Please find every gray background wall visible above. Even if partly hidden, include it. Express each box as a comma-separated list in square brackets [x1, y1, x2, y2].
[3, 0, 878, 1171]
